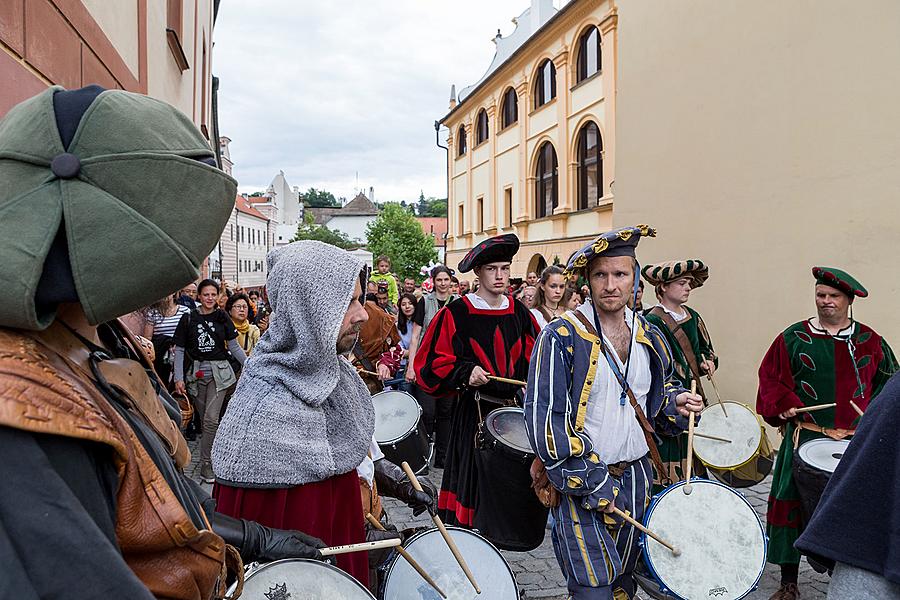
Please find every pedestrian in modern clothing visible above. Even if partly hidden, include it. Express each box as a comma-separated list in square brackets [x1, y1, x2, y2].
[397, 293, 417, 372]
[227, 292, 261, 357]
[144, 294, 191, 387]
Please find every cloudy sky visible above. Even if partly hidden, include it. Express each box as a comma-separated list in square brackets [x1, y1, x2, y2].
[214, 1, 560, 203]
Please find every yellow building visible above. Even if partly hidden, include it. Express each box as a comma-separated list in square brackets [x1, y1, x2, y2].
[440, 0, 617, 276]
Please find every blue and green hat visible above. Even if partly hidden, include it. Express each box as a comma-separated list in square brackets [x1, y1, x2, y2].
[564, 225, 656, 280]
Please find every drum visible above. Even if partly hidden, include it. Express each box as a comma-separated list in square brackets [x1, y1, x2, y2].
[475, 407, 548, 551]
[640, 479, 767, 600]
[694, 401, 774, 487]
[793, 438, 850, 528]
[381, 526, 519, 600]
[372, 390, 431, 474]
[228, 558, 375, 599]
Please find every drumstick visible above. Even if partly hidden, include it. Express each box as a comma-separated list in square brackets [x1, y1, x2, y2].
[320, 538, 401, 557]
[357, 369, 379, 378]
[693, 432, 732, 443]
[488, 375, 527, 386]
[794, 403, 837, 414]
[684, 380, 697, 495]
[850, 400, 865, 417]
[611, 507, 681, 557]
[366, 514, 447, 599]
[401, 461, 481, 594]
[703, 356, 728, 418]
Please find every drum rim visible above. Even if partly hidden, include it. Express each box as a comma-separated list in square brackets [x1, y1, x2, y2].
[484, 406, 534, 456]
[381, 525, 518, 595]
[797, 437, 850, 472]
[693, 402, 765, 471]
[372, 390, 424, 445]
[227, 557, 376, 598]
[641, 478, 767, 600]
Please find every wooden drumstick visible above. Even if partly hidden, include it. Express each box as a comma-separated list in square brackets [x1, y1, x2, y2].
[684, 380, 697, 495]
[794, 403, 837, 414]
[849, 400, 865, 417]
[320, 538, 401, 557]
[487, 375, 527, 386]
[401, 461, 481, 594]
[702, 355, 728, 418]
[611, 507, 681, 557]
[357, 369, 379, 378]
[693, 432, 732, 443]
[366, 514, 447, 599]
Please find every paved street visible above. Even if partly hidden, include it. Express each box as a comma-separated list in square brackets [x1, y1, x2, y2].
[188, 450, 829, 599]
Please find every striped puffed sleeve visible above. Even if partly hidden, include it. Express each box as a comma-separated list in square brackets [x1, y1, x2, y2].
[649, 323, 690, 437]
[524, 327, 619, 511]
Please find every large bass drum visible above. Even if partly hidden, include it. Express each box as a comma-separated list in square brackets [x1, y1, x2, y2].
[694, 401, 774, 488]
[372, 390, 431, 474]
[228, 558, 375, 599]
[793, 438, 850, 528]
[381, 526, 519, 600]
[640, 479, 767, 600]
[475, 406, 548, 551]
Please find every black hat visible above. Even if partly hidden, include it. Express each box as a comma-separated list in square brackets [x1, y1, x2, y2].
[458, 233, 520, 273]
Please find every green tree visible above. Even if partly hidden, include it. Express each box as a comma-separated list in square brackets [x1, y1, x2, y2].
[418, 197, 448, 217]
[291, 212, 359, 249]
[300, 187, 340, 208]
[366, 204, 438, 280]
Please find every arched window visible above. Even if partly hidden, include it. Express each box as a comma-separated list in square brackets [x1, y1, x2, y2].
[533, 59, 556, 109]
[577, 121, 602, 209]
[475, 109, 489, 145]
[576, 26, 601, 83]
[457, 125, 467, 156]
[535, 142, 558, 218]
[501, 87, 518, 128]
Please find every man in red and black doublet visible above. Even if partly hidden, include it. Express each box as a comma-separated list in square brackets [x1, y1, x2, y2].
[414, 233, 541, 550]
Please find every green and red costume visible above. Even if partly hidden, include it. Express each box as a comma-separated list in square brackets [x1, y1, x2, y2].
[756, 319, 897, 566]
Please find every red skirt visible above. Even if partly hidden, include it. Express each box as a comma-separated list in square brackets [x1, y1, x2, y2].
[213, 470, 368, 587]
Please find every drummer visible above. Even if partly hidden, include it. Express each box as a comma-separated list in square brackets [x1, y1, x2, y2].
[756, 266, 897, 600]
[642, 260, 718, 488]
[524, 226, 703, 600]
[351, 282, 403, 394]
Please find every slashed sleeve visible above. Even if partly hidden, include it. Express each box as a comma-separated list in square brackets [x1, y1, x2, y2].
[413, 306, 475, 394]
[756, 334, 805, 426]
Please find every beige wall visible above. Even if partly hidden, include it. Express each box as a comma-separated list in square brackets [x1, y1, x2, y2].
[82, 0, 140, 77]
[613, 0, 900, 400]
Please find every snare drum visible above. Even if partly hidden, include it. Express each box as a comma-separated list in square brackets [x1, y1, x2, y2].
[228, 558, 375, 599]
[372, 390, 431, 474]
[694, 402, 774, 487]
[793, 438, 850, 528]
[475, 407, 548, 551]
[381, 526, 518, 600]
[640, 479, 767, 600]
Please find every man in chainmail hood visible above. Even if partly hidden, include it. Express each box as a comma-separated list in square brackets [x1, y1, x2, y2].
[213, 241, 435, 588]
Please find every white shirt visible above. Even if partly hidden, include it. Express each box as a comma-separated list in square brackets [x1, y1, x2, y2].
[652, 302, 687, 321]
[530, 308, 549, 330]
[573, 303, 651, 463]
[466, 292, 509, 310]
[356, 435, 385, 487]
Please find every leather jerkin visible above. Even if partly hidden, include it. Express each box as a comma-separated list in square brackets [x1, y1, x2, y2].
[0, 323, 229, 600]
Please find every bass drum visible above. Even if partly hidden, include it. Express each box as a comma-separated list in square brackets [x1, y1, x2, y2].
[381, 526, 519, 600]
[696, 402, 774, 488]
[228, 558, 375, 599]
[372, 390, 431, 474]
[793, 438, 850, 528]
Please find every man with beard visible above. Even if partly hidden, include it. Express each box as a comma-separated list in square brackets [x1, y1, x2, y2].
[213, 241, 435, 588]
[757, 267, 896, 600]
[525, 226, 702, 600]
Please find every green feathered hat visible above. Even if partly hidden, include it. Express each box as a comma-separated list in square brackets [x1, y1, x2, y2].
[812, 266, 868, 299]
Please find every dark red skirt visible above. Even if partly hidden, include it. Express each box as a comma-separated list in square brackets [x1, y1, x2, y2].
[213, 470, 368, 587]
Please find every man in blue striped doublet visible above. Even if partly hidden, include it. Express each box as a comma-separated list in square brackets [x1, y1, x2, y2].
[524, 226, 703, 599]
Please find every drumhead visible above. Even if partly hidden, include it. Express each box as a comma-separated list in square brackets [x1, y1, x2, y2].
[693, 402, 762, 470]
[643, 480, 766, 600]
[372, 390, 420, 444]
[798, 438, 850, 474]
[382, 526, 518, 599]
[485, 407, 532, 455]
[231, 558, 374, 598]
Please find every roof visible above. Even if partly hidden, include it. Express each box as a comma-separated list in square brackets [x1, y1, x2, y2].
[235, 195, 268, 220]
[417, 217, 448, 240]
[340, 192, 379, 215]
[247, 195, 270, 204]
[306, 207, 341, 225]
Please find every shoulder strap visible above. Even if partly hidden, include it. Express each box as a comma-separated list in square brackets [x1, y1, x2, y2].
[352, 340, 376, 372]
[648, 307, 705, 398]
[537, 305, 552, 323]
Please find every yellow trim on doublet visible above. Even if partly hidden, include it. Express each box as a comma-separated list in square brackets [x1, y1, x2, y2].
[568, 495, 599, 586]
[561, 314, 601, 433]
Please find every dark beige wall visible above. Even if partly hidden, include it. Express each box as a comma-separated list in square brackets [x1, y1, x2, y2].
[613, 1, 900, 399]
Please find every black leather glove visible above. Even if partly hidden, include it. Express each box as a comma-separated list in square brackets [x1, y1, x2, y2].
[373, 459, 438, 516]
[210, 511, 326, 562]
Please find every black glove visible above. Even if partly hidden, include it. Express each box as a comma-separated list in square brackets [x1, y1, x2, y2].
[373, 459, 438, 516]
[210, 511, 326, 562]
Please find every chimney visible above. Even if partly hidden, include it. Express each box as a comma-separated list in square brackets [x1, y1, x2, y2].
[369, 186, 374, 201]
[449, 84, 457, 110]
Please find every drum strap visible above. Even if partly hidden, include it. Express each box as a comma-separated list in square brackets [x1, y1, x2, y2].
[571, 311, 669, 482]
[647, 307, 707, 401]
[792, 422, 855, 449]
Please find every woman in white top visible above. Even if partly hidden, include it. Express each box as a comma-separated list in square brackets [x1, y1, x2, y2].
[144, 293, 191, 386]
[530, 265, 567, 329]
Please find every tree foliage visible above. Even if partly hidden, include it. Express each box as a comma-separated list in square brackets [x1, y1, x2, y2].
[301, 187, 340, 208]
[291, 212, 359, 249]
[418, 196, 448, 217]
[366, 204, 438, 280]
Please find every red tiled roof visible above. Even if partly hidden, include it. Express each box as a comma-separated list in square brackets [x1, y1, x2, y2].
[235, 195, 268, 220]
[417, 217, 448, 240]
[247, 195, 270, 204]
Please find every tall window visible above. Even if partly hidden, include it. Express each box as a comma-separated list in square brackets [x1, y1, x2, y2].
[457, 204, 465, 235]
[476, 197, 484, 231]
[476, 109, 489, 145]
[535, 142, 558, 218]
[504, 187, 513, 226]
[577, 122, 602, 209]
[457, 125, 467, 156]
[534, 59, 557, 109]
[576, 27, 601, 83]
[501, 88, 518, 128]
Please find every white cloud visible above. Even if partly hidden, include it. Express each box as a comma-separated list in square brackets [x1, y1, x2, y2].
[213, 0, 547, 203]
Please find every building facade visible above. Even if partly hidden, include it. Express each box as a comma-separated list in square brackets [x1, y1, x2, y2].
[217, 195, 271, 289]
[440, 0, 617, 275]
[307, 192, 380, 244]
